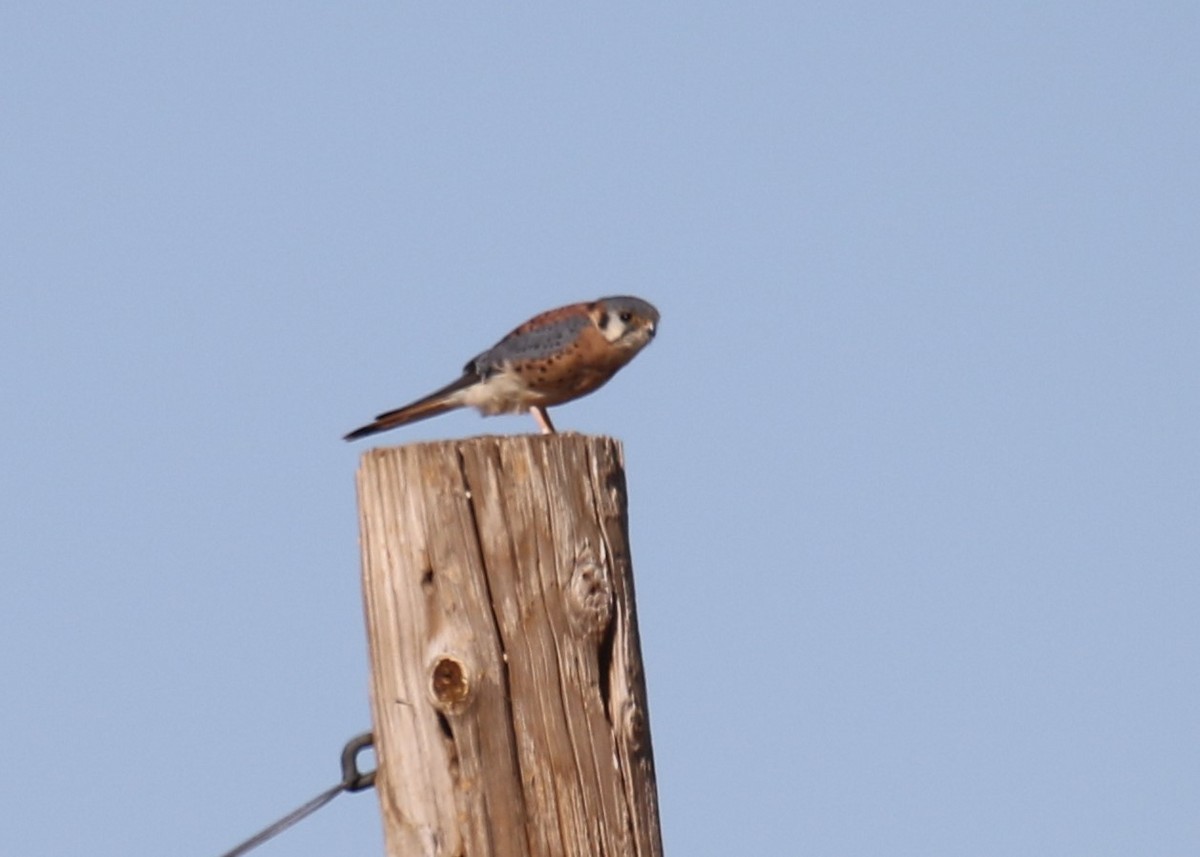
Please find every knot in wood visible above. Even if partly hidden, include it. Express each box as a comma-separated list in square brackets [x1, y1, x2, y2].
[566, 550, 613, 639]
[620, 698, 649, 757]
[429, 655, 472, 714]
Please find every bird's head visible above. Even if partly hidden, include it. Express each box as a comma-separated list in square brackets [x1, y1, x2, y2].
[588, 296, 660, 351]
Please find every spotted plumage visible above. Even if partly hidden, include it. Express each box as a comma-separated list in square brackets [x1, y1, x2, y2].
[344, 296, 659, 440]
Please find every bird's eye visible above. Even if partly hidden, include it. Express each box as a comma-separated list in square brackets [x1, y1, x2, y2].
[619, 311, 633, 323]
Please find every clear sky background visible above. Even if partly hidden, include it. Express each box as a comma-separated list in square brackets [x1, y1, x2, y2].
[2, 4, 1197, 856]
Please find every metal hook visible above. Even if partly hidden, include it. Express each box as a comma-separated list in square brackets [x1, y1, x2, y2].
[340, 731, 377, 792]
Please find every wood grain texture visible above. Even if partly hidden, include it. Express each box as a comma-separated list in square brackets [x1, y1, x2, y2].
[356, 434, 662, 857]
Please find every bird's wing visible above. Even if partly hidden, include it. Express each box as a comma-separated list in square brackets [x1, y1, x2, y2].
[471, 314, 590, 374]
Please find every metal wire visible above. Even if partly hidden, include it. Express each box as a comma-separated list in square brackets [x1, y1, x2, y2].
[217, 732, 376, 857]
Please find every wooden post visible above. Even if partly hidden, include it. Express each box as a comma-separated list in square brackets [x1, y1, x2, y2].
[355, 434, 663, 857]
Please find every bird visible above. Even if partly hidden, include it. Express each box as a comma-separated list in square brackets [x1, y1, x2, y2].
[344, 295, 659, 441]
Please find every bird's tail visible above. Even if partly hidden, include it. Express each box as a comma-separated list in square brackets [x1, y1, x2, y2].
[343, 375, 475, 441]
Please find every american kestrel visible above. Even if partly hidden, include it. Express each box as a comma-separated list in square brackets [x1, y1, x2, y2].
[344, 295, 659, 440]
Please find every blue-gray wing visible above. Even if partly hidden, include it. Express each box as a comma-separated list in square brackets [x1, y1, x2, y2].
[464, 314, 589, 377]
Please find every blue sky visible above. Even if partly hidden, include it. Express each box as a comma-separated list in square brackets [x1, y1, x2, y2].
[2, 4, 1197, 855]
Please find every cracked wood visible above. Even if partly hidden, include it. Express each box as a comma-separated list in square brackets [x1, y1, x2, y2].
[356, 434, 662, 857]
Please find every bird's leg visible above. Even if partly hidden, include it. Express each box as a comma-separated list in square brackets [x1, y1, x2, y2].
[532, 406, 557, 435]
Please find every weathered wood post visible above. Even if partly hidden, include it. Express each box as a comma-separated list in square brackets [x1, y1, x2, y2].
[355, 434, 662, 857]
